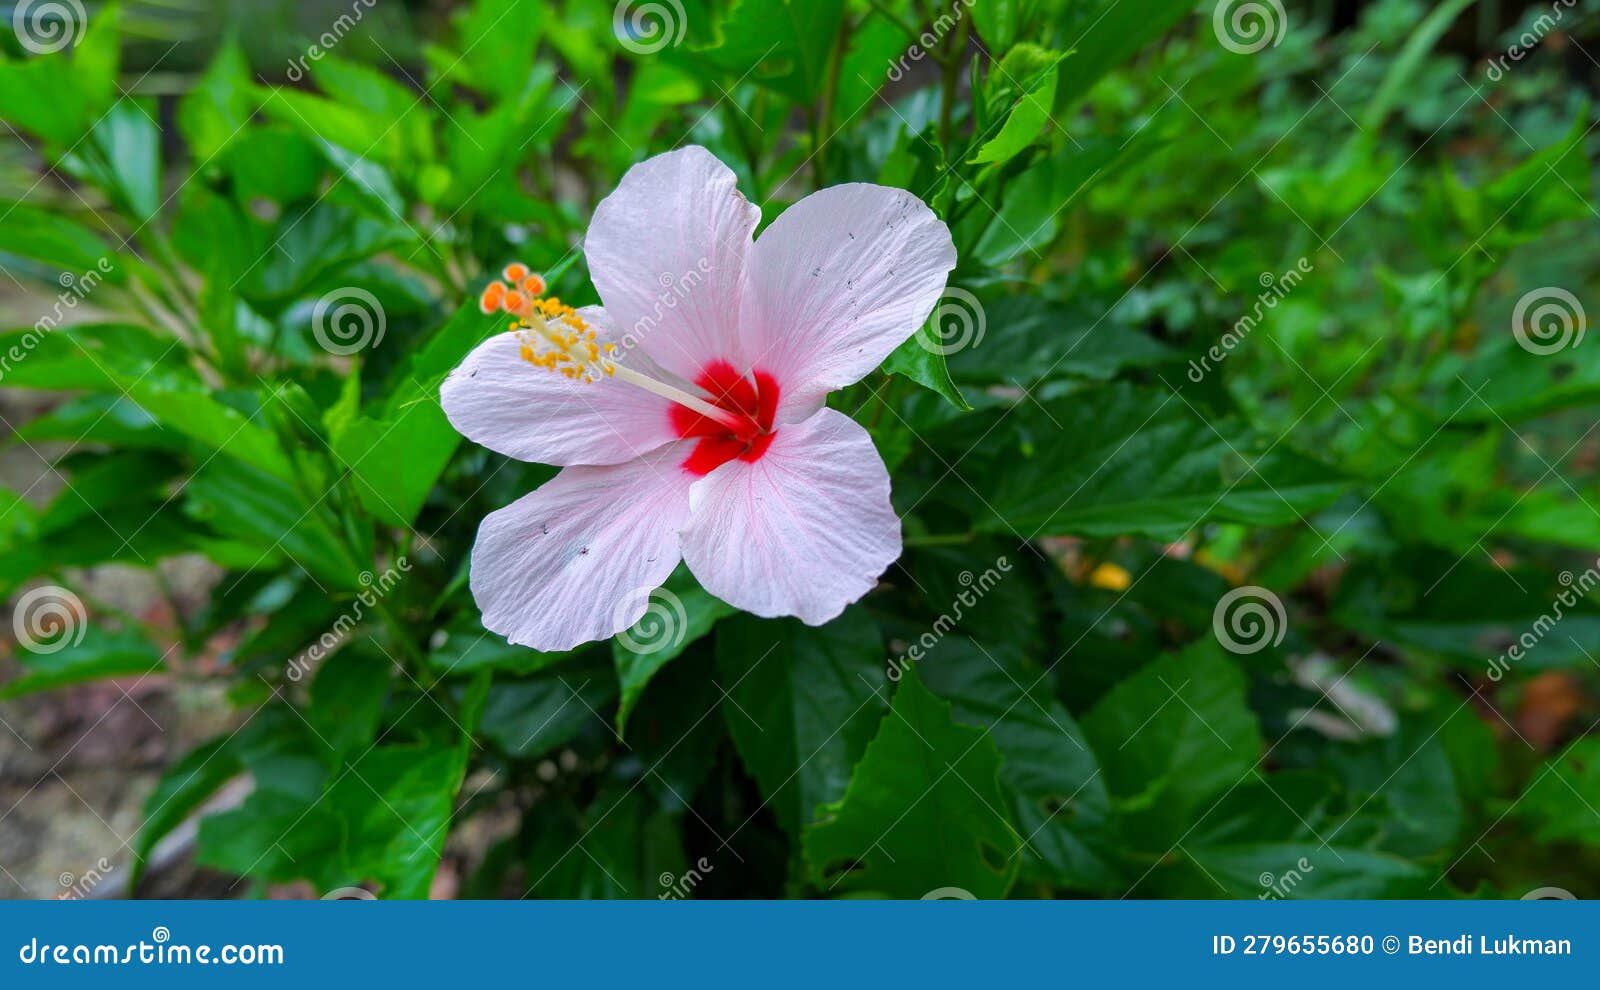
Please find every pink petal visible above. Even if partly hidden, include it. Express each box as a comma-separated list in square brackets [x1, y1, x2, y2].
[681, 408, 901, 625]
[585, 146, 759, 382]
[470, 444, 697, 651]
[441, 306, 677, 467]
[739, 183, 956, 420]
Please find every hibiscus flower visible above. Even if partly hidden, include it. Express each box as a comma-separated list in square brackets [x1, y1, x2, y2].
[441, 147, 956, 651]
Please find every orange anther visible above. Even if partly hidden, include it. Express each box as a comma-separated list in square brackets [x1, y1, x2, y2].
[504, 291, 529, 315]
[479, 280, 507, 314]
[504, 262, 529, 283]
[522, 273, 547, 297]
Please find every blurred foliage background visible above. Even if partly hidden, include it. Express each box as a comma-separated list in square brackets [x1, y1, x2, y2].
[1, 0, 1599, 900]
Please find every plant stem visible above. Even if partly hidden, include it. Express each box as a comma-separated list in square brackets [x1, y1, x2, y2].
[812, 14, 851, 189]
[904, 531, 977, 548]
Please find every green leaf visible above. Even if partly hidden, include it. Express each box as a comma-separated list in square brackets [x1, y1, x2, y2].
[1082, 640, 1262, 850]
[944, 382, 1346, 541]
[310, 56, 433, 166]
[971, 44, 1063, 165]
[257, 85, 409, 168]
[0, 323, 294, 482]
[129, 730, 251, 893]
[0, 486, 38, 553]
[1053, 0, 1194, 112]
[916, 636, 1120, 891]
[478, 658, 619, 759]
[1146, 774, 1430, 897]
[77, 99, 163, 222]
[946, 296, 1174, 385]
[881, 317, 971, 410]
[35, 451, 180, 537]
[715, 608, 890, 836]
[1317, 720, 1463, 859]
[432, 0, 546, 100]
[183, 456, 367, 591]
[1332, 547, 1600, 673]
[1512, 738, 1600, 848]
[307, 648, 393, 757]
[0, 4, 119, 145]
[1, 625, 165, 699]
[692, 0, 846, 101]
[426, 620, 571, 677]
[804, 667, 1021, 899]
[613, 570, 735, 734]
[0, 202, 123, 283]
[197, 683, 487, 898]
[329, 300, 496, 528]
[177, 39, 257, 161]
[240, 202, 411, 308]
[227, 128, 326, 207]
[524, 788, 687, 899]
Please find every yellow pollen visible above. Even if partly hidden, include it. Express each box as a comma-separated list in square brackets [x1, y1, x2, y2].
[503, 292, 609, 383]
[476, 265, 747, 430]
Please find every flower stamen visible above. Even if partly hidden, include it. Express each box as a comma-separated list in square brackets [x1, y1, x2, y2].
[479, 263, 746, 431]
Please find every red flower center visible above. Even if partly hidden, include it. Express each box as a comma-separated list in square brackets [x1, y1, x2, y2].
[671, 360, 780, 475]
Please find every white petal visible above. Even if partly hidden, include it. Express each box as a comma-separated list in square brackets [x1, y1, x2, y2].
[585, 146, 759, 382]
[681, 408, 900, 625]
[470, 444, 696, 651]
[440, 307, 677, 467]
[739, 183, 956, 419]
